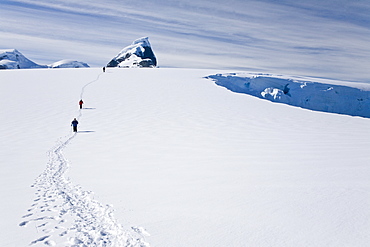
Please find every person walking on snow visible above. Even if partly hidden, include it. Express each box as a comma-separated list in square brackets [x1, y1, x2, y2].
[71, 118, 79, 132]
[79, 99, 84, 109]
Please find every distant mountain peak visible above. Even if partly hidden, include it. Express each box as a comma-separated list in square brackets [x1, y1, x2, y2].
[107, 37, 157, 68]
[0, 49, 46, 69]
[49, 59, 89, 68]
[0, 49, 89, 69]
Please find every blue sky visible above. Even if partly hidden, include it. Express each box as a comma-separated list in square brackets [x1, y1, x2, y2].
[1, 0, 370, 82]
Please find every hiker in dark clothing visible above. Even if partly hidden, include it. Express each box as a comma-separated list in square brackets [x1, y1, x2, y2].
[79, 99, 84, 109]
[103, 67, 106, 72]
[71, 118, 79, 132]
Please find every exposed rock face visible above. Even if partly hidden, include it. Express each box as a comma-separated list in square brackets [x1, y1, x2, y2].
[107, 37, 157, 68]
[0, 49, 47, 69]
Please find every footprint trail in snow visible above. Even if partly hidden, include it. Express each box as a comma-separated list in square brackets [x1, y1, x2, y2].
[20, 72, 150, 246]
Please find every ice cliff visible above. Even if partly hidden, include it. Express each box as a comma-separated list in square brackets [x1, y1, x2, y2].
[207, 73, 370, 118]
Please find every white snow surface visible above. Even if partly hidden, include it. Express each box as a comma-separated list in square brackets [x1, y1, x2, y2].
[1, 68, 370, 246]
[48, 59, 89, 68]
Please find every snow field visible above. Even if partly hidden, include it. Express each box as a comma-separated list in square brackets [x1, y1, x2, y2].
[1, 68, 370, 246]
[67, 68, 370, 246]
[0, 68, 148, 246]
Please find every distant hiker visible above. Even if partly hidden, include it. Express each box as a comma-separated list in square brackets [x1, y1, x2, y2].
[79, 99, 84, 109]
[71, 118, 79, 132]
[103, 67, 106, 72]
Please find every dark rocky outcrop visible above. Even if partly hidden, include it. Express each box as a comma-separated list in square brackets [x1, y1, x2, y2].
[107, 37, 157, 68]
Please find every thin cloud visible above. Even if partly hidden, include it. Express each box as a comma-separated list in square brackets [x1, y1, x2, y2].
[1, 0, 370, 82]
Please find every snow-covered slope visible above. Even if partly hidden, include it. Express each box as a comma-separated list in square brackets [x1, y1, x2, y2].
[0, 68, 369, 246]
[0, 49, 89, 70]
[0, 49, 47, 69]
[107, 37, 157, 68]
[48, 59, 89, 68]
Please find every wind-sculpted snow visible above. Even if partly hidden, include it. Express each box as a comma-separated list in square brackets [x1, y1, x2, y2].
[19, 73, 149, 247]
[207, 73, 370, 118]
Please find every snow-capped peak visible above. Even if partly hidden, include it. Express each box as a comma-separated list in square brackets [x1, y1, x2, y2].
[0, 49, 46, 69]
[131, 37, 152, 47]
[106, 37, 157, 68]
[0, 49, 90, 69]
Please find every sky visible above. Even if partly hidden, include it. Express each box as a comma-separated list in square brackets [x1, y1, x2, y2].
[1, 0, 370, 82]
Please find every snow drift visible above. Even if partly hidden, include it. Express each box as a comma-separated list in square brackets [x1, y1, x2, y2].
[106, 37, 157, 68]
[207, 73, 370, 118]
